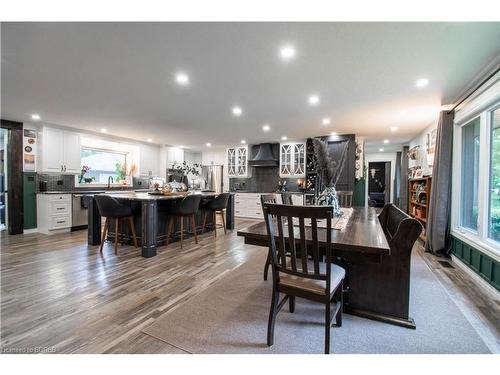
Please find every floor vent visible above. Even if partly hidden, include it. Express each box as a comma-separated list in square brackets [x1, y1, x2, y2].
[438, 260, 454, 269]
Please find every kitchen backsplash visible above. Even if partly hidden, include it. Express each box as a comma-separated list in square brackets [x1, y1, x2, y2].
[229, 166, 301, 193]
[36, 174, 75, 192]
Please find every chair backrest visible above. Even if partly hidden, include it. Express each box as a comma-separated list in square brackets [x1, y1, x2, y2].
[378, 203, 423, 252]
[94, 194, 126, 217]
[205, 193, 230, 211]
[262, 203, 333, 287]
[281, 192, 294, 205]
[336, 190, 353, 208]
[171, 194, 203, 216]
[260, 194, 277, 215]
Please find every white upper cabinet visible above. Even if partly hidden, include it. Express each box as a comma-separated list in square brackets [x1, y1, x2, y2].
[227, 146, 248, 177]
[41, 127, 81, 174]
[279, 141, 306, 178]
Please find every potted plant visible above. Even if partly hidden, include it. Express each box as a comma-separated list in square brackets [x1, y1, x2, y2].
[312, 138, 349, 217]
[79, 165, 91, 183]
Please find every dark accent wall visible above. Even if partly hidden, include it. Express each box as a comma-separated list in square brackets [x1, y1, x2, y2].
[401, 146, 409, 212]
[1, 119, 24, 235]
[452, 235, 499, 291]
[353, 178, 366, 206]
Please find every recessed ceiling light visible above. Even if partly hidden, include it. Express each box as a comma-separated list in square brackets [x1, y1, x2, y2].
[241, 140, 246, 144]
[205, 142, 211, 147]
[179, 145, 184, 149]
[232, 106, 243, 117]
[100, 128, 107, 133]
[175, 72, 189, 85]
[322, 118, 331, 125]
[262, 124, 271, 132]
[308, 95, 320, 106]
[330, 132, 337, 136]
[390, 126, 398, 132]
[280, 45, 296, 61]
[379, 148, 384, 152]
[400, 109, 408, 115]
[281, 136, 287, 141]
[415, 78, 429, 88]
[383, 139, 389, 144]
[147, 138, 153, 143]
[31, 113, 40, 120]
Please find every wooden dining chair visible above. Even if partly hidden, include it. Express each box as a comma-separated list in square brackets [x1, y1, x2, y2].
[262, 203, 345, 354]
[260, 194, 277, 281]
[336, 191, 353, 208]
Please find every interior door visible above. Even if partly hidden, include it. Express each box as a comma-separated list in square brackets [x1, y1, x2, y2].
[63, 131, 81, 173]
[43, 127, 64, 172]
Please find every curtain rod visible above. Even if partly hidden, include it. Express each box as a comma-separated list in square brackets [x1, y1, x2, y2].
[447, 66, 500, 114]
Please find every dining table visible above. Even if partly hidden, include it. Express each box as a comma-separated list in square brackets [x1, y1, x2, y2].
[237, 206, 417, 329]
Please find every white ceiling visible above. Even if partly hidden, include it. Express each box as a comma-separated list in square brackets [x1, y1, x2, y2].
[2, 22, 499, 151]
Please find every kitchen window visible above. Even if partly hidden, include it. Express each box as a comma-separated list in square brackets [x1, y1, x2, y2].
[79, 147, 128, 184]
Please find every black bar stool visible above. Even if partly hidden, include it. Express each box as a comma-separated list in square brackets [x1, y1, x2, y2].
[94, 195, 138, 255]
[200, 193, 230, 237]
[166, 194, 203, 248]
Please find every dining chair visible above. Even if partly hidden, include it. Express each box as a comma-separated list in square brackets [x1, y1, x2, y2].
[260, 194, 277, 281]
[262, 203, 345, 354]
[165, 194, 203, 248]
[336, 191, 353, 208]
[94, 195, 138, 255]
[200, 193, 230, 237]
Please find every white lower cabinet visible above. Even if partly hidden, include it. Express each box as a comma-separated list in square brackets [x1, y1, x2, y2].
[37, 194, 73, 234]
[234, 192, 305, 219]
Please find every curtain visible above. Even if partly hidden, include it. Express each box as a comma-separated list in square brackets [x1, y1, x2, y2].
[426, 110, 455, 255]
[394, 151, 402, 208]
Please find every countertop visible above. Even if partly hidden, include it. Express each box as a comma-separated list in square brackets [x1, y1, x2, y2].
[101, 191, 218, 201]
[37, 189, 152, 195]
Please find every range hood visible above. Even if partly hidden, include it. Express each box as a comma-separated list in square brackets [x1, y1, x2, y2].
[248, 143, 279, 167]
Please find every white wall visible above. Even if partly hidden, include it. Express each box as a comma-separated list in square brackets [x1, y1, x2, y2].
[365, 152, 399, 205]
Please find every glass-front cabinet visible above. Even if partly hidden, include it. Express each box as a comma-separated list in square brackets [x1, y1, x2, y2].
[227, 146, 248, 177]
[280, 141, 306, 178]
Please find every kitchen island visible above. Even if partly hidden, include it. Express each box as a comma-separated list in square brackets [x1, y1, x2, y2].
[87, 191, 235, 257]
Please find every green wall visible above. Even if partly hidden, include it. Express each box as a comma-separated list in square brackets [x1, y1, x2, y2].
[451, 235, 499, 291]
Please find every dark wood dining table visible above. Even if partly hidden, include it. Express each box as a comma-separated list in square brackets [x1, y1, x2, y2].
[237, 207, 416, 329]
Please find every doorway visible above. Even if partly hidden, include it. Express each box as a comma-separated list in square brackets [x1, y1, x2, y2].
[368, 161, 391, 207]
[0, 128, 7, 231]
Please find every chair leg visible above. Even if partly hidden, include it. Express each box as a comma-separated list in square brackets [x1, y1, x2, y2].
[220, 211, 227, 234]
[114, 218, 119, 255]
[129, 216, 138, 248]
[99, 218, 109, 253]
[191, 214, 198, 244]
[325, 299, 331, 354]
[213, 211, 217, 238]
[263, 251, 271, 281]
[267, 288, 280, 347]
[201, 211, 207, 233]
[289, 296, 295, 313]
[180, 216, 184, 248]
[335, 281, 343, 327]
[166, 217, 173, 246]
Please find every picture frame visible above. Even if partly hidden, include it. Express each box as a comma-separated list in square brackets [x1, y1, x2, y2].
[414, 169, 423, 179]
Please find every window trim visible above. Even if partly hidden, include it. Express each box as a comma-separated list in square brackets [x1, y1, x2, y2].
[76, 146, 130, 186]
[451, 74, 500, 261]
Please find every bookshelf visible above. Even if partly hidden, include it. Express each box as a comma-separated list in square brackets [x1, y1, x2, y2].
[408, 176, 432, 242]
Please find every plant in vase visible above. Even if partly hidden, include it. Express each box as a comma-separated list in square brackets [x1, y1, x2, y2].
[79, 165, 91, 183]
[312, 138, 349, 217]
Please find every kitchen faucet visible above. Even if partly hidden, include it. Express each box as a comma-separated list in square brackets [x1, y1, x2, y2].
[107, 176, 114, 189]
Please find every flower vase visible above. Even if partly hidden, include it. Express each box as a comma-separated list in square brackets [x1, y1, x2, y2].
[316, 186, 343, 217]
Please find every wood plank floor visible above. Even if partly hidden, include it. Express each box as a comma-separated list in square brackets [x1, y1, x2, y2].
[1, 219, 498, 354]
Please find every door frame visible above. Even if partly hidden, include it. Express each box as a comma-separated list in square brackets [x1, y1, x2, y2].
[365, 152, 397, 207]
[1, 119, 24, 234]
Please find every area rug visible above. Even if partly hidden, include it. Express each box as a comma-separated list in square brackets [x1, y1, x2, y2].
[143, 249, 490, 354]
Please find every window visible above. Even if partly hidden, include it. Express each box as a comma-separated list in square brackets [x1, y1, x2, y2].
[489, 107, 500, 242]
[80, 147, 128, 184]
[460, 117, 480, 231]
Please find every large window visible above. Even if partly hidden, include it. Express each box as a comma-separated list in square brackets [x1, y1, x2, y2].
[460, 117, 480, 231]
[80, 147, 128, 184]
[489, 107, 500, 242]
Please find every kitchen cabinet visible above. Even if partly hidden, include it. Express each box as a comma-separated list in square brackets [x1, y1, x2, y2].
[279, 141, 306, 178]
[227, 146, 248, 177]
[36, 193, 72, 234]
[234, 193, 263, 219]
[41, 126, 81, 173]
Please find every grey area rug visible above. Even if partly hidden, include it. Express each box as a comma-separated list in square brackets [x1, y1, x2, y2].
[143, 249, 490, 354]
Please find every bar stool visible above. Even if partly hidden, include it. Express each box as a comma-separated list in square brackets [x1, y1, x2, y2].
[94, 195, 138, 255]
[166, 194, 202, 248]
[200, 193, 230, 237]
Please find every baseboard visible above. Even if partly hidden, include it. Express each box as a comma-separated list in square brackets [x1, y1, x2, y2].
[451, 255, 500, 296]
[23, 228, 39, 234]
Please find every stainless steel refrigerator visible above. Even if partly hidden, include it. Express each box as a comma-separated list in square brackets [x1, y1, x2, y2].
[201, 165, 224, 193]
